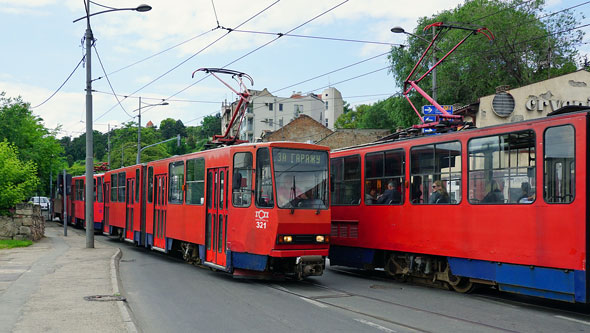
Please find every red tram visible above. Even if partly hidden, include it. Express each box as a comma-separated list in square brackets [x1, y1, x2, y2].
[99, 141, 331, 278]
[329, 110, 587, 302]
[68, 174, 104, 230]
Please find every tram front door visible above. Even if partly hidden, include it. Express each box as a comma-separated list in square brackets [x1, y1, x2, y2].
[205, 167, 228, 268]
[125, 177, 135, 241]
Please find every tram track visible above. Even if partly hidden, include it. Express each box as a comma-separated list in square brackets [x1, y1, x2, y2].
[264, 280, 519, 333]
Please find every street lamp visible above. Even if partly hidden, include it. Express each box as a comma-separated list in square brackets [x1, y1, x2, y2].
[391, 26, 439, 100]
[136, 97, 169, 164]
[74, 2, 151, 249]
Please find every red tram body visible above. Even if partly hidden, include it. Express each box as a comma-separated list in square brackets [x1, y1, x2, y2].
[68, 174, 104, 230]
[99, 142, 330, 278]
[329, 111, 587, 302]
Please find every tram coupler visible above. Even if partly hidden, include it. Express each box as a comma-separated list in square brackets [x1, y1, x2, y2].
[296, 255, 325, 278]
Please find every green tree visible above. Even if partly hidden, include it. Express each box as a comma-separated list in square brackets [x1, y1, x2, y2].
[389, 0, 583, 121]
[0, 93, 65, 195]
[199, 114, 221, 139]
[0, 141, 39, 213]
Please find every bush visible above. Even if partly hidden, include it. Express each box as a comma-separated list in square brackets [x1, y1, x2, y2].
[0, 140, 39, 213]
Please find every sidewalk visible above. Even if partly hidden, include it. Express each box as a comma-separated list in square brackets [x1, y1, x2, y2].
[0, 222, 131, 332]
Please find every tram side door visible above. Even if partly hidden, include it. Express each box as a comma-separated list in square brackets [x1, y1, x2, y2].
[153, 174, 167, 250]
[125, 177, 135, 241]
[104, 182, 110, 234]
[205, 167, 228, 267]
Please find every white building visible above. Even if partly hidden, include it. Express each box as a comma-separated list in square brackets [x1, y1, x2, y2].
[221, 87, 343, 142]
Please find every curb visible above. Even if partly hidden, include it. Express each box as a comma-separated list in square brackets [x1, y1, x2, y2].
[110, 248, 138, 333]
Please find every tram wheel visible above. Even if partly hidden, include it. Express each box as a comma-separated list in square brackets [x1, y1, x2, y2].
[384, 256, 397, 277]
[449, 276, 473, 293]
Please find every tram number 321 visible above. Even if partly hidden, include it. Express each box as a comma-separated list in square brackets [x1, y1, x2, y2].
[256, 222, 267, 229]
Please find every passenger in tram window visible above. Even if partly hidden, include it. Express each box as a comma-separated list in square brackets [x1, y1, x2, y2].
[518, 182, 534, 203]
[377, 181, 401, 204]
[428, 180, 449, 204]
[411, 177, 423, 203]
[365, 188, 377, 204]
[482, 180, 504, 204]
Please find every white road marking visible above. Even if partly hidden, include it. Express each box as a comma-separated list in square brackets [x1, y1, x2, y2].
[354, 318, 397, 333]
[270, 284, 289, 292]
[299, 297, 328, 308]
[555, 315, 590, 326]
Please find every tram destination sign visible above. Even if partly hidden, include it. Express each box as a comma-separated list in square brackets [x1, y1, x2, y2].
[422, 105, 453, 115]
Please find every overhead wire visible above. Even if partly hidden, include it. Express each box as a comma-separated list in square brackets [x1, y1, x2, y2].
[95, 0, 281, 122]
[225, 29, 400, 46]
[136, 0, 352, 123]
[93, 45, 133, 118]
[30, 54, 85, 109]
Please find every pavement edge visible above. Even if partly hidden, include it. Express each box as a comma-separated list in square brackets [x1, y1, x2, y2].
[111, 248, 138, 333]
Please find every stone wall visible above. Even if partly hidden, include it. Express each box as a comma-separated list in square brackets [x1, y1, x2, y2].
[0, 203, 45, 241]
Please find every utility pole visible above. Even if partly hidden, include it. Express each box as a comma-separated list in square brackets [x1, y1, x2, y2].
[107, 123, 111, 168]
[84, 3, 95, 248]
[137, 97, 141, 164]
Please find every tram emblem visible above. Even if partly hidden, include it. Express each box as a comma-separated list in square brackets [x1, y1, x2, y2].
[255, 210, 269, 220]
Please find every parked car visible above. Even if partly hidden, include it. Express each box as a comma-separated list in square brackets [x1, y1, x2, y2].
[28, 196, 50, 211]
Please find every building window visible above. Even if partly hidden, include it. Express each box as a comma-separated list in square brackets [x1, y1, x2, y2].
[325, 101, 329, 110]
[269, 119, 274, 127]
[468, 130, 535, 204]
[268, 103, 273, 111]
[186, 158, 205, 205]
[544, 125, 574, 204]
[169, 161, 184, 204]
[233, 152, 252, 207]
[411, 141, 461, 204]
[325, 119, 328, 127]
[279, 103, 283, 111]
[330, 155, 361, 205]
[279, 118, 283, 127]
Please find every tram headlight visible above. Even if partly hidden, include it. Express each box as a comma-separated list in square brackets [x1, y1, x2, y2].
[315, 235, 329, 243]
[278, 235, 293, 243]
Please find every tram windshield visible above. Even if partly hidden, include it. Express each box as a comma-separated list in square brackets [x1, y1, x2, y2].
[273, 148, 329, 209]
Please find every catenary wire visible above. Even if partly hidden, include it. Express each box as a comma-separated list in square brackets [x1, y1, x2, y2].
[93, 45, 133, 118]
[30, 54, 85, 109]
[95, 0, 281, 122]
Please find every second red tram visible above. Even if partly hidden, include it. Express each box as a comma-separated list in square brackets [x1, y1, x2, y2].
[68, 174, 104, 230]
[329, 110, 588, 303]
[102, 141, 331, 278]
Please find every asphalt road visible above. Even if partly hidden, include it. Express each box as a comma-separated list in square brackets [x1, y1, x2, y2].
[102, 237, 590, 333]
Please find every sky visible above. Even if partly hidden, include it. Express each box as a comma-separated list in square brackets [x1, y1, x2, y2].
[0, 0, 588, 138]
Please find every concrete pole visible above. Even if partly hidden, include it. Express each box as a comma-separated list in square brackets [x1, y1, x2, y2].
[107, 123, 111, 168]
[137, 97, 141, 165]
[84, 8, 94, 248]
[63, 169, 67, 237]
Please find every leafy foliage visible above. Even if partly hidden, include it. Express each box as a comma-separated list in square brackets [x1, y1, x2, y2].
[389, 0, 583, 108]
[0, 93, 65, 195]
[336, 0, 584, 131]
[0, 140, 40, 212]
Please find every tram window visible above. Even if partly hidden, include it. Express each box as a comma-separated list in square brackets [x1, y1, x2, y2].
[168, 161, 185, 204]
[147, 167, 154, 203]
[186, 158, 205, 205]
[330, 155, 361, 205]
[111, 174, 117, 202]
[135, 169, 140, 203]
[468, 130, 535, 205]
[365, 149, 404, 205]
[118, 172, 125, 202]
[256, 148, 274, 208]
[97, 177, 103, 203]
[410, 141, 461, 204]
[233, 152, 253, 207]
[94, 179, 96, 202]
[544, 125, 575, 203]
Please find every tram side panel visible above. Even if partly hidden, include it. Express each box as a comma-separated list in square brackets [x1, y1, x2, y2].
[330, 112, 588, 303]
